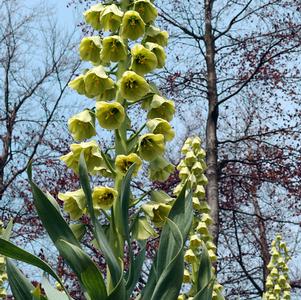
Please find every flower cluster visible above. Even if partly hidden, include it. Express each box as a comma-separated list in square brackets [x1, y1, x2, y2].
[263, 235, 291, 300]
[0, 222, 7, 299]
[61, 1, 174, 229]
[175, 137, 223, 299]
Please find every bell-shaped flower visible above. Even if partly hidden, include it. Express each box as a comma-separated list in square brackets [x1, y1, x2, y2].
[181, 142, 192, 155]
[196, 148, 206, 160]
[198, 174, 209, 185]
[147, 95, 175, 121]
[184, 151, 197, 167]
[79, 36, 102, 64]
[183, 269, 191, 283]
[145, 42, 166, 68]
[179, 166, 190, 181]
[115, 153, 142, 176]
[84, 3, 104, 30]
[96, 101, 125, 130]
[196, 221, 209, 235]
[132, 216, 158, 240]
[100, 35, 128, 63]
[120, 10, 145, 40]
[206, 241, 217, 252]
[270, 267, 278, 277]
[144, 25, 169, 47]
[149, 156, 174, 181]
[178, 295, 185, 300]
[99, 4, 123, 32]
[190, 234, 202, 249]
[191, 161, 205, 177]
[150, 190, 174, 204]
[68, 109, 96, 142]
[184, 249, 197, 263]
[69, 74, 86, 95]
[194, 185, 206, 199]
[134, 0, 157, 24]
[92, 186, 118, 210]
[96, 85, 117, 102]
[130, 44, 157, 75]
[199, 200, 211, 213]
[208, 249, 217, 262]
[60, 141, 103, 174]
[138, 133, 165, 161]
[58, 189, 86, 220]
[84, 66, 114, 98]
[146, 118, 175, 141]
[142, 201, 171, 227]
[119, 71, 150, 102]
[202, 213, 213, 225]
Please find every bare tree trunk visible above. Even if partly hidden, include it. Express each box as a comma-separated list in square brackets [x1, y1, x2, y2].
[204, 0, 219, 247]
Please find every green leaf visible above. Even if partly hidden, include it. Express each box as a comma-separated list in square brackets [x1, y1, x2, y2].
[79, 153, 121, 287]
[193, 280, 214, 300]
[107, 260, 126, 300]
[70, 223, 86, 241]
[28, 168, 79, 247]
[2, 218, 13, 240]
[56, 239, 107, 300]
[6, 259, 34, 300]
[117, 163, 136, 240]
[0, 238, 68, 296]
[150, 219, 184, 300]
[196, 246, 213, 291]
[156, 183, 192, 276]
[125, 241, 146, 297]
[42, 277, 69, 300]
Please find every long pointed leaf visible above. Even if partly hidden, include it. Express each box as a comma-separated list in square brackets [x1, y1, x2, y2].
[0, 238, 68, 296]
[56, 239, 107, 300]
[6, 259, 34, 300]
[79, 153, 121, 286]
[196, 245, 212, 291]
[193, 280, 214, 300]
[150, 219, 184, 300]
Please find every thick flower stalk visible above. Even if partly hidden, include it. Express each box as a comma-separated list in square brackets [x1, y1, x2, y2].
[0, 222, 7, 299]
[175, 137, 224, 300]
[263, 235, 291, 300]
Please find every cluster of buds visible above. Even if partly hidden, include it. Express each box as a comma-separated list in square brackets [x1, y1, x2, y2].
[60, 0, 176, 221]
[263, 235, 291, 300]
[175, 137, 223, 299]
[0, 221, 7, 299]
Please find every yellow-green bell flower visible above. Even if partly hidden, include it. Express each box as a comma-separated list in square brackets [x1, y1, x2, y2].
[69, 74, 86, 95]
[119, 71, 150, 102]
[132, 216, 158, 240]
[100, 35, 128, 63]
[146, 118, 175, 141]
[138, 133, 165, 161]
[58, 189, 86, 220]
[130, 44, 157, 75]
[95, 101, 125, 130]
[145, 42, 166, 68]
[201, 213, 213, 225]
[134, 0, 158, 24]
[194, 185, 206, 198]
[190, 234, 202, 249]
[142, 201, 172, 227]
[60, 141, 103, 174]
[177, 295, 185, 300]
[199, 200, 211, 213]
[208, 249, 217, 262]
[120, 10, 145, 40]
[99, 4, 123, 32]
[149, 156, 174, 181]
[144, 25, 169, 47]
[196, 221, 209, 235]
[79, 36, 102, 64]
[84, 66, 114, 98]
[183, 269, 191, 283]
[68, 109, 96, 142]
[191, 162, 205, 177]
[96, 84, 117, 102]
[184, 249, 197, 263]
[115, 153, 142, 176]
[83, 3, 105, 30]
[147, 95, 175, 121]
[92, 186, 118, 210]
